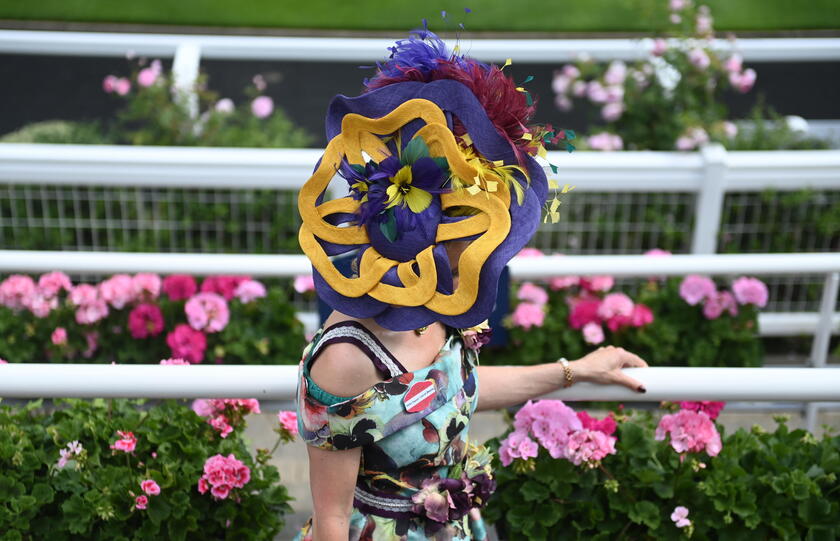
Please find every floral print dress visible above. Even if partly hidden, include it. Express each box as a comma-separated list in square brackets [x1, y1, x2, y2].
[294, 321, 493, 541]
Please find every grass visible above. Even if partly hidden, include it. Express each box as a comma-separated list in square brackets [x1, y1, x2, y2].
[1, 0, 839, 33]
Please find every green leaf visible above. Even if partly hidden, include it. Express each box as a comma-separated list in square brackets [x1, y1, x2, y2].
[520, 480, 550, 502]
[31, 483, 54, 504]
[628, 500, 660, 530]
[379, 209, 398, 242]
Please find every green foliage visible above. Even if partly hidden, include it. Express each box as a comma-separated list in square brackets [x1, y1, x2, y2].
[0, 280, 305, 365]
[483, 276, 762, 368]
[0, 398, 292, 540]
[486, 411, 840, 540]
[0, 120, 111, 145]
[726, 102, 831, 151]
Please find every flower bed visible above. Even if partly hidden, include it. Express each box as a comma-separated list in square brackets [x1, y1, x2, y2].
[482, 249, 767, 368]
[486, 400, 840, 539]
[0, 272, 305, 364]
[0, 381, 298, 540]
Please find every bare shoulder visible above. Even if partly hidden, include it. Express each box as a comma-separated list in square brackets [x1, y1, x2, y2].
[310, 312, 383, 398]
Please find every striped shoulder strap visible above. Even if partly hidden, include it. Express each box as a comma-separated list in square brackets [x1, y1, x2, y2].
[308, 321, 408, 378]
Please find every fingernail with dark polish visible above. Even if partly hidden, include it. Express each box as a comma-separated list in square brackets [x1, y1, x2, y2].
[637, 386, 647, 393]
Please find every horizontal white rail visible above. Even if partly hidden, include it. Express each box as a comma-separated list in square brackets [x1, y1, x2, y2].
[2, 144, 839, 192]
[0, 251, 837, 278]
[1, 365, 838, 401]
[1, 30, 838, 62]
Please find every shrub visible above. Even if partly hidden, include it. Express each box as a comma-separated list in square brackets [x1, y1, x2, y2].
[486, 401, 840, 540]
[0, 397, 294, 540]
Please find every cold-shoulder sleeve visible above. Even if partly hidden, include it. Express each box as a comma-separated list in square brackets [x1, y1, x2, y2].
[296, 335, 478, 451]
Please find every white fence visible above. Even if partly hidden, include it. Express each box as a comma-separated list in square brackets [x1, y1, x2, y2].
[2, 143, 839, 257]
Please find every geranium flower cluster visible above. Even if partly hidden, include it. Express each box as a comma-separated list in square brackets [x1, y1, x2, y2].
[134, 479, 162, 511]
[678, 400, 725, 420]
[0, 272, 71, 318]
[198, 454, 251, 500]
[192, 398, 261, 438]
[679, 274, 768, 319]
[56, 440, 84, 469]
[511, 281, 548, 330]
[499, 400, 617, 468]
[655, 407, 722, 456]
[110, 430, 138, 453]
[277, 411, 299, 440]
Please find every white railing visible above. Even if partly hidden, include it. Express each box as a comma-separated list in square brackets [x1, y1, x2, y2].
[1, 30, 839, 63]
[2, 143, 840, 255]
[1, 364, 839, 403]
[0, 251, 837, 429]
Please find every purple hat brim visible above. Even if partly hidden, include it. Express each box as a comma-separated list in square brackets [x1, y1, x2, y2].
[311, 79, 547, 331]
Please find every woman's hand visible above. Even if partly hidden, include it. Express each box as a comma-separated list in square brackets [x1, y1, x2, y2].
[570, 345, 649, 393]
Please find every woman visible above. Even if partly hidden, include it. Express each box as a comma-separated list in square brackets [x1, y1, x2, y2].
[294, 25, 648, 541]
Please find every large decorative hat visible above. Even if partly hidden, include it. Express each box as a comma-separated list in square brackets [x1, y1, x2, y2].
[298, 23, 570, 331]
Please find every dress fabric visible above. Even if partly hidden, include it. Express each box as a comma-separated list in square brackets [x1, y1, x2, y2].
[294, 321, 489, 541]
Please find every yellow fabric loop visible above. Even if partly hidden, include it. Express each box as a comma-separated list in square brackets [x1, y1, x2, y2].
[369, 246, 439, 306]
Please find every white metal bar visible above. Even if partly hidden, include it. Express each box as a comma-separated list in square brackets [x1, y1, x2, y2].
[1, 30, 839, 62]
[0, 144, 322, 189]
[811, 272, 840, 367]
[692, 144, 727, 253]
[1, 365, 838, 401]
[171, 42, 202, 119]
[760, 312, 840, 336]
[2, 145, 839, 192]
[0, 251, 838, 277]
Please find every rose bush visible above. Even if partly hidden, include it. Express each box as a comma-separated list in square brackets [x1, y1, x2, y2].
[0, 272, 305, 365]
[483, 249, 764, 368]
[0, 393, 297, 539]
[486, 400, 840, 540]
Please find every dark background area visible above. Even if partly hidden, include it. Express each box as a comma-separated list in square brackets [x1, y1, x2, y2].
[1, 54, 838, 146]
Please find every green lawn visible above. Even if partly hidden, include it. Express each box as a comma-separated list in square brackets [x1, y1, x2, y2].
[1, 0, 839, 33]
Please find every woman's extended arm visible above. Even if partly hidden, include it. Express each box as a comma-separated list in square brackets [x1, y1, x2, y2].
[307, 445, 361, 541]
[475, 345, 648, 411]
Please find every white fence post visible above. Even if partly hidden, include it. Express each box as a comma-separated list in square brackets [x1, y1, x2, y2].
[171, 42, 202, 119]
[692, 144, 728, 254]
[807, 271, 840, 432]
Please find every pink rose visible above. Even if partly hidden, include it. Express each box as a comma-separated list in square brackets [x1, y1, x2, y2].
[166, 324, 207, 363]
[185, 292, 230, 333]
[234, 280, 266, 303]
[128, 303, 165, 339]
[510, 302, 545, 330]
[114, 77, 131, 96]
[730, 68, 756, 93]
[731, 276, 768, 307]
[134, 495, 148, 510]
[277, 411, 299, 436]
[679, 275, 717, 305]
[140, 479, 161, 496]
[137, 67, 158, 87]
[110, 430, 137, 453]
[51, 327, 68, 346]
[251, 96, 274, 118]
[516, 282, 549, 306]
[162, 274, 197, 301]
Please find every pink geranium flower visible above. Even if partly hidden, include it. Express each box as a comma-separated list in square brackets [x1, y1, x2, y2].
[516, 282, 549, 306]
[185, 292, 230, 333]
[160, 358, 190, 365]
[510, 302, 545, 330]
[582, 322, 605, 344]
[166, 324, 207, 363]
[38, 271, 72, 297]
[198, 454, 251, 500]
[679, 275, 717, 305]
[549, 275, 580, 290]
[630, 304, 654, 327]
[110, 431, 137, 453]
[137, 67, 158, 87]
[565, 429, 617, 467]
[277, 411, 299, 436]
[134, 495, 148, 510]
[293, 275, 315, 294]
[51, 327, 68, 346]
[200, 276, 249, 300]
[162, 274, 197, 301]
[114, 78, 131, 96]
[679, 400, 726, 420]
[128, 303, 165, 339]
[580, 275, 614, 292]
[75, 300, 109, 325]
[597, 292, 634, 320]
[517, 247, 544, 258]
[132, 273, 161, 300]
[576, 411, 617, 436]
[69, 284, 99, 307]
[251, 96, 274, 118]
[99, 274, 135, 309]
[671, 506, 691, 528]
[140, 479, 161, 496]
[656, 410, 722, 456]
[234, 280, 267, 303]
[568, 298, 601, 330]
[731, 276, 768, 308]
[0, 275, 36, 310]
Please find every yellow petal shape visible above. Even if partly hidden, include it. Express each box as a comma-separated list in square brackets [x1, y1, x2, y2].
[405, 188, 432, 213]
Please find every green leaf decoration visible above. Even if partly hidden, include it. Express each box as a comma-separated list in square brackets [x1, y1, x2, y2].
[350, 164, 366, 175]
[401, 136, 430, 165]
[565, 129, 576, 140]
[431, 157, 450, 175]
[379, 208, 398, 242]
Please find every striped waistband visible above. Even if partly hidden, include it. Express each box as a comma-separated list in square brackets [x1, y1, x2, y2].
[353, 485, 415, 519]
